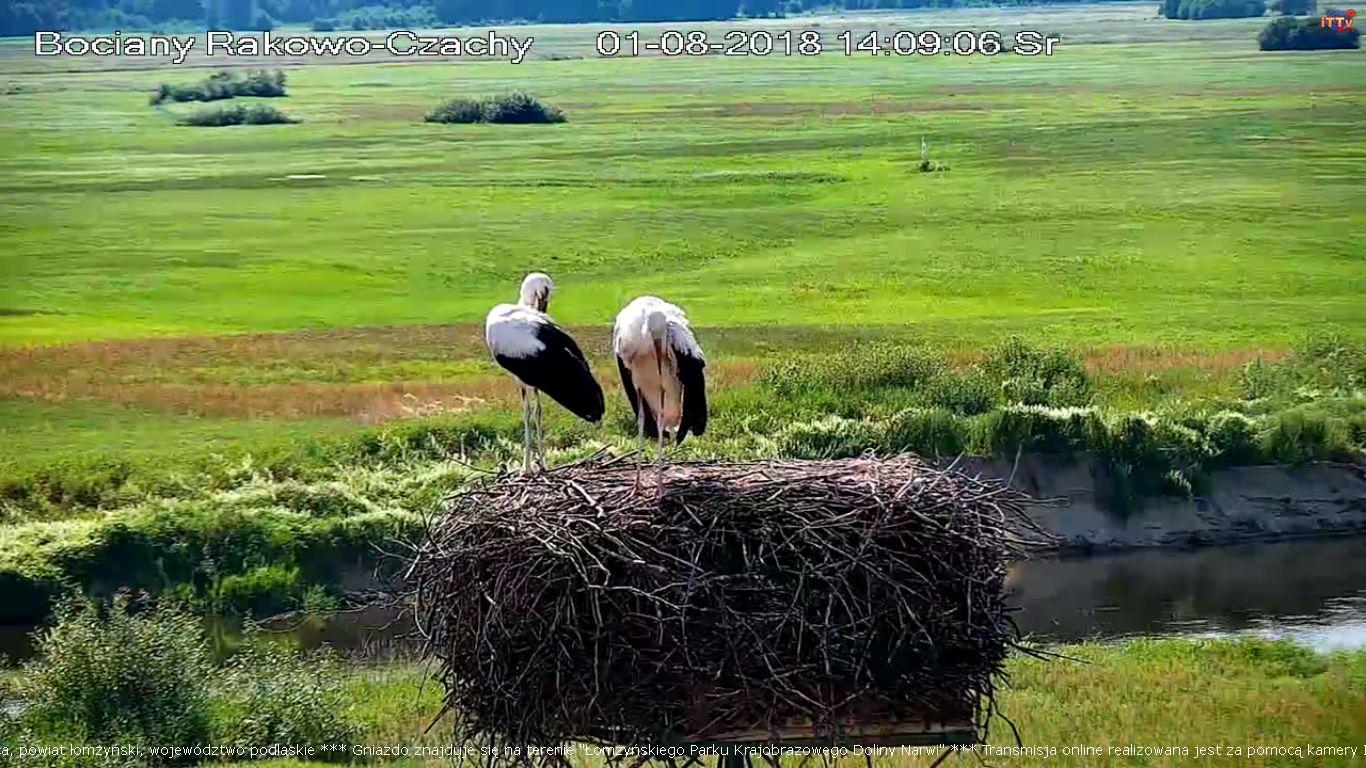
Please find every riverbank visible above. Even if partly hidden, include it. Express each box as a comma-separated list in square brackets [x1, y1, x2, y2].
[964, 456, 1366, 551]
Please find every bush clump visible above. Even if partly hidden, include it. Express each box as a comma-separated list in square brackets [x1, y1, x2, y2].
[1160, 0, 1265, 18]
[150, 69, 287, 105]
[216, 628, 358, 754]
[1266, 0, 1314, 13]
[177, 104, 297, 127]
[1259, 15, 1362, 48]
[9, 597, 358, 763]
[18, 597, 214, 756]
[425, 93, 566, 125]
[982, 336, 1092, 407]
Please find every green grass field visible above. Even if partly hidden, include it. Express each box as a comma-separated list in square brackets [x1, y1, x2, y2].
[3, 3, 1364, 475]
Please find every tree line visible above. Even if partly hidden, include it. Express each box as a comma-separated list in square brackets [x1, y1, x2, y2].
[3, 0, 1124, 37]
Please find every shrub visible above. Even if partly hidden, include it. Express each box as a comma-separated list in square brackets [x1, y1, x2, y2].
[1259, 15, 1362, 48]
[972, 405, 1106, 455]
[982, 336, 1092, 407]
[426, 97, 487, 124]
[1266, 0, 1314, 13]
[311, 17, 336, 30]
[150, 69, 287, 105]
[212, 565, 304, 617]
[483, 92, 567, 124]
[1160, 0, 1265, 18]
[177, 104, 297, 127]
[1240, 334, 1365, 401]
[1258, 408, 1348, 463]
[425, 93, 567, 125]
[881, 408, 969, 457]
[336, 3, 439, 29]
[760, 344, 945, 399]
[1206, 411, 1261, 465]
[18, 597, 214, 755]
[215, 628, 358, 755]
[916, 367, 996, 415]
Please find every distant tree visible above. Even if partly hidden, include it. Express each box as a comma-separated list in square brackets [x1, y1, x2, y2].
[215, 0, 256, 28]
[1160, 0, 1263, 18]
[152, 0, 203, 19]
[1259, 14, 1361, 47]
[1266, 0, 1313, 13]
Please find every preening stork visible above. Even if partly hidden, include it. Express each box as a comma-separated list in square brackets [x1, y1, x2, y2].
[613, 296, 708, 492]
[485, 273, 605, 472]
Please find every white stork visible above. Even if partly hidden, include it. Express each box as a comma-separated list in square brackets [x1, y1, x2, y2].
[613, 296, 708, 492]
[485, 272, 604, 472]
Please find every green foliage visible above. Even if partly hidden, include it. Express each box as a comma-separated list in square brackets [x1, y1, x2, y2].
[18, 597, 214, 759]
[150, 70, 287, 105]
[1266, 0, 1314, 14]
[982, 337, 1092, 408]
[1160, 0, 1265, 18]
[1259, 14, 1362, 48]
[177, 104, 297, 127]
[426, 93, 567, 125]
[1206, 411, 1261, 465]
[916, 367, 997, 415]
[0, 499, 421, 622]
[215, 628, 358, 756]
[772, 415, 878, 459]
[760, 343, 945, 399]
[335, 3, 438, 29]
[211, 565, 305, 617]
[7, 597, 359, 763]
[1258, 407, 1349, 464]
[880, 408, 969, 457]
[972, 405, 1107, 455]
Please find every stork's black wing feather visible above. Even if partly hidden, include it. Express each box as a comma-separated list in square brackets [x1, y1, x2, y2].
[495, 323, 604, 423]
[617, 356, 659, 439]
[675, 350, 707, 444]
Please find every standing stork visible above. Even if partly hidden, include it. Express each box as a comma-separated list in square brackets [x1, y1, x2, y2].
[485, 272, 604, 472]
[613, 296, 708, 493]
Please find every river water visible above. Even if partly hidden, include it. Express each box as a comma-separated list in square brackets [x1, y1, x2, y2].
[3, 536, 1364, 663]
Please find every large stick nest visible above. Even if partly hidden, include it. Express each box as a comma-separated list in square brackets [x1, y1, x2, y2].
[408, 454, 1041, 761]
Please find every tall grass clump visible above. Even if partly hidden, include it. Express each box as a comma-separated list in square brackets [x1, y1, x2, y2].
[150, 69, 286, 105]
[177, 104, 297, 127]
[761, 343, 944, 400]
[17, 597, 214, 757]
[9, 597, 360, 762]
[1241, 333, 1364, 403]
[425, 93, 566, 125]
[216, 627, 358, 755]
[982, 336, 1092, 407]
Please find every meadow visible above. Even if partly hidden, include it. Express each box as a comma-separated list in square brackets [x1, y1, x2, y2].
[3, 2, 1364, 471]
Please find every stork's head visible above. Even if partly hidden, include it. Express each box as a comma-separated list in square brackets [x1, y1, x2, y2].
[645, 310, 668, 363]
[519, 272, 553, 312]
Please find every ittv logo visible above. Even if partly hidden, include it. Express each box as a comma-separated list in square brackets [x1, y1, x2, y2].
[1320, 7, 1357, 28]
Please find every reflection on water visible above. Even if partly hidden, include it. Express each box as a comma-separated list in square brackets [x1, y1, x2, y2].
[3, 537, 1365, 663]
[1007, 536, 1366, 651]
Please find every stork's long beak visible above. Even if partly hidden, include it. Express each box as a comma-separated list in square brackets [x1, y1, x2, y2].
[536, 291, 549, 312]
